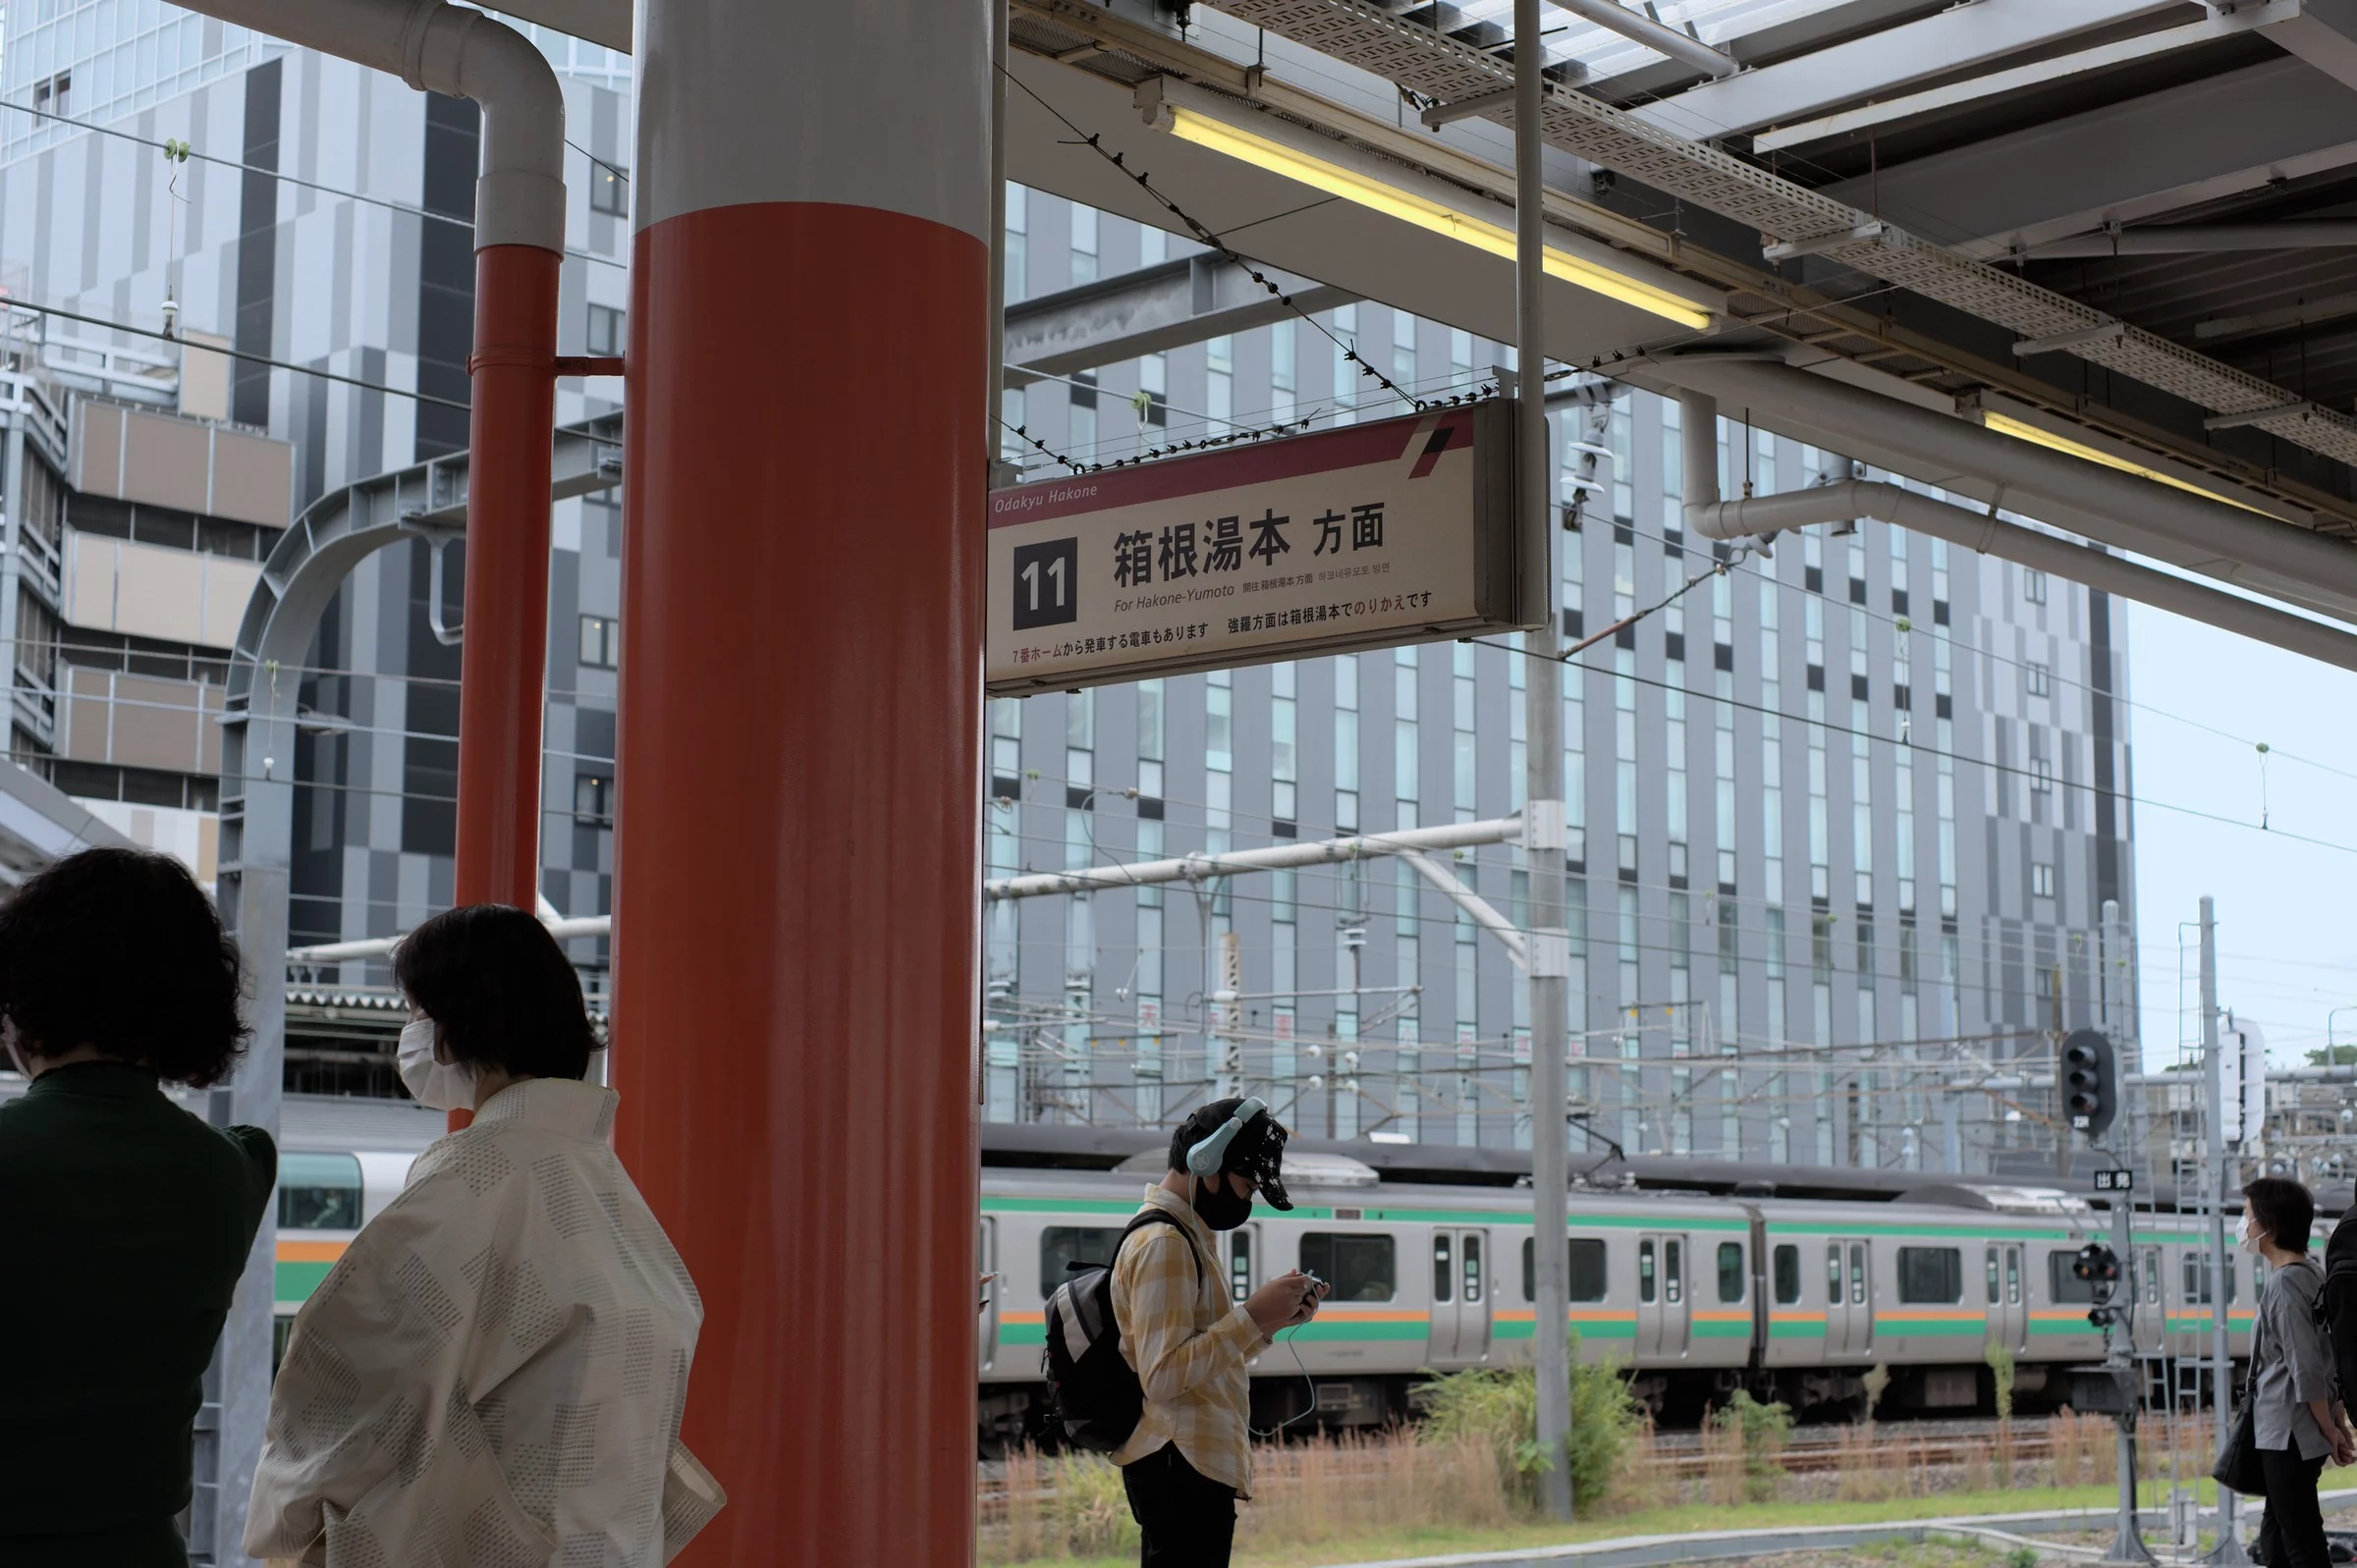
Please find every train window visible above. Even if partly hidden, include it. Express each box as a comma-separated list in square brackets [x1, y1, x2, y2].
[1039, 1227, 1126, 1297]
[1230, 1232, 1252, 1304]
[1897, 1247, 1962, 1304]
[1639, 1240, 1657, 1304]
[1986, 1247, 2001, 1306]
[1524, 1239, 1612, 1302]
[1570, 1240, 1605, 1301]
[1664, 1240, 1683, 1306]
[2144, 1251, 2161, 1311]
[1848, 1243, 1866, 1306]
[1463, 1234, 1484, 1304]
[1718, 1242, 1744, 1304]
[1434, 1234, 1454, 1304]
[1827, 1244, 1841, 1303]
[1774, 1244, 1800, 1305]
[1300, 1232, 1397, 1302]
[2006, 1247, 2021, 1306]
[2182, 1253, 2239, 1306]
[2050, 1250, 2096, 1304]
[278, 1153, 362, 1230]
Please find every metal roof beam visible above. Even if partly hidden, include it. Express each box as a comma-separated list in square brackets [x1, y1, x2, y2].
[2274, 0, 2357, 92]
[1002, 254, 1359, 386]
[1752, 4, 2298, 155]
[1819, 57, 2357, 258]
[1629, 0, 2182, 140]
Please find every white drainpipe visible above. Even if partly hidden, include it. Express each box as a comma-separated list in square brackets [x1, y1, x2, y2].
[180, 0, 565, 251]
[1686, 478, 2357, 674]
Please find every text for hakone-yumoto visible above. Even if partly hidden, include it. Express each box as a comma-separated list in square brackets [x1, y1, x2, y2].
[985, 402, 1519, 693]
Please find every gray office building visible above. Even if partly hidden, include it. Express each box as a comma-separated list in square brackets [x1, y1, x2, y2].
[0, 22, 2132, 1165]
[987, 187, 2137, 1172]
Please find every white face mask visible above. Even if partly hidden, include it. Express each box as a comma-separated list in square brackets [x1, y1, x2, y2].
[2239, 1217, 2267, 1256]
[397, 1016, 477, 1112]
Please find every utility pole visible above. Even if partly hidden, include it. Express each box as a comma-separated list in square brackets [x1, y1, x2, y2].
[2202, 895, 2249, 1564]
[1513, 0, 1573, 1524]
[2097, 900, 2154, 1568]
[2055, 962, 2073, 1182]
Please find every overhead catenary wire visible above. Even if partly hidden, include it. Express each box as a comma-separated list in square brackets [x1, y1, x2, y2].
[0, 94, 632, 271]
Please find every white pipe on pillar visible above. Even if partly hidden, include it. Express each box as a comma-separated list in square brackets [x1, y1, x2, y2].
[1678, 388, 1718, 512]
[177, 1, 564, 251]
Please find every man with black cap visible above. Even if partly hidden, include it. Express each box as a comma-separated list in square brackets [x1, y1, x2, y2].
[1112, 1096, 1328, 1566]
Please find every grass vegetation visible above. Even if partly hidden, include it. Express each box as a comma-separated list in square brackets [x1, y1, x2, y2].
[978, 1343, 2226, 1566]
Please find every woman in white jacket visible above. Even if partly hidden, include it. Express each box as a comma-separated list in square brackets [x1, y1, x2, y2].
[247, 904, 724, 1566]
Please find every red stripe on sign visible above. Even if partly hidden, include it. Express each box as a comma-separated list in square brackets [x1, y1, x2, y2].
[1407, 425, 1455, 480]
[989, 407, 1477, 527]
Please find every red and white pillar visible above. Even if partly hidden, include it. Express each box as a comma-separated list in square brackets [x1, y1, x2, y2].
[612, 5, 989, 1563]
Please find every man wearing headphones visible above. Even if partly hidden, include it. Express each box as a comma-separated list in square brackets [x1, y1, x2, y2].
[1112, 1097, 1329, 1567]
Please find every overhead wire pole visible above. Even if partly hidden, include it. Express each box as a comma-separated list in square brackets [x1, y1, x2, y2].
[2202, 894, 2249, 1565]
[1515, 0, 1575, 1525]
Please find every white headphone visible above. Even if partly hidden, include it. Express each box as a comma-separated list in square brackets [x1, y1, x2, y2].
[1186, 1096, 1269, 1177]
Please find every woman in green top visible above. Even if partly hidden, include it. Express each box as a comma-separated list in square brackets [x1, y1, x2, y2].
[0, 847, 275, 1567]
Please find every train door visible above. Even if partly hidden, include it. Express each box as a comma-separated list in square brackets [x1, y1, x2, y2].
[1636, 1233, 1692, 1359]
[1983, 1242, 2025, 1357]
[977, 1218, 999, 1373]
[1228, 1222, 1260, 1307]
[1425, 1227, 1493, 1365]
[2135, 1246, 2164, 1353]
[1825, 1237, 1873, 1358]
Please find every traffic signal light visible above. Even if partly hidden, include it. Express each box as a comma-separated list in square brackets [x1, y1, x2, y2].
[2072, 1242, 2119, 1289]
[2073, 1241, 2121, 1325]
[2062, 1028, 2117, 1140]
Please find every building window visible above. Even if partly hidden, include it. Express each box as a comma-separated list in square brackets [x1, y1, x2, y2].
[2032, 861, 2055, 899]
[33, 73, 71, 117]
[579, 615, 620, 670]
[589, 160, 630, 217]
[2026, 663, 2051, 697]
[2023, 568, 2048, 604]
[2030, 756, 2053, 793]
[1070, 203, 1098, 284]
[575, 773, 613, 826]
[586, 303, 626, 357]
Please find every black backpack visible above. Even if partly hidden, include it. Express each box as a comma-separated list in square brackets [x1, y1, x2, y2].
[1041, 1209, 1200, 1452]
[2318, 1212, 2357, 1334]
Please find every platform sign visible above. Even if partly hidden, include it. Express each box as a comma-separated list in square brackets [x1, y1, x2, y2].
[987, 402, 1518, 693]
[2093, 1168, 2133, 1193]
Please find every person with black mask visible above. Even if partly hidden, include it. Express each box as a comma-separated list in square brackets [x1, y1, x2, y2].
[1112, 1097, 1327, 1567]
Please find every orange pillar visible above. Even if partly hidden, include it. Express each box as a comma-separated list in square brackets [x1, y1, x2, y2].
[452, 244, 560, 910]
[611, 5, 989, 1564]
[448, 243, 561, 1135]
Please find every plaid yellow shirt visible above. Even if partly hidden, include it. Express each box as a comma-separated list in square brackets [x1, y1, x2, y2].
[1109, 1185, 1267, 1495]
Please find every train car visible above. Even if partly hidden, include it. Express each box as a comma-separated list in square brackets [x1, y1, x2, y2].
[236, 1097, 2263, 1446]
[977, 1152, 2261, 1443]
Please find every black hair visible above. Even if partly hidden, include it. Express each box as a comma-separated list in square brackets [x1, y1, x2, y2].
[0, 846, 247, 1087]
[1169, 1098, 1255, 1174]
[2244, 1175, 2315, 1254]
[394, 903, 594, 1081]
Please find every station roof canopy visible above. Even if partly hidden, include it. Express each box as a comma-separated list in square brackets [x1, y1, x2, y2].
[503, 0, 2357, 624]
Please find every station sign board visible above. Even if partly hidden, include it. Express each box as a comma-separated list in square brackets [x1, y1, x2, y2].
[986, 402, 1520, 694]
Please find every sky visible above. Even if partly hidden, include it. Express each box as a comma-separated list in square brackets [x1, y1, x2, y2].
[2125, 600, 2357, 1075]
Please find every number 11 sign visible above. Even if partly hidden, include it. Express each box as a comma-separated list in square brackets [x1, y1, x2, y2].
[986, 402, 1522, 694]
